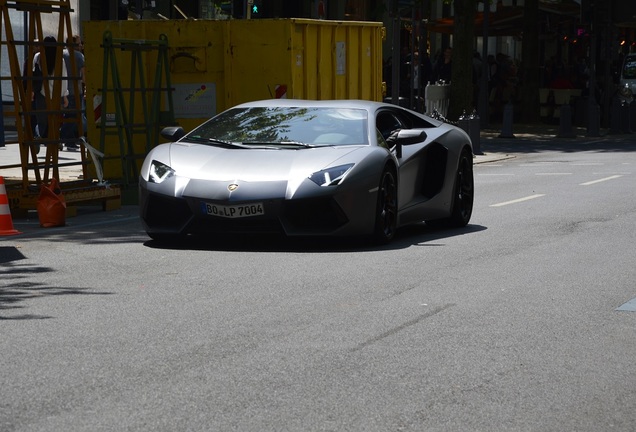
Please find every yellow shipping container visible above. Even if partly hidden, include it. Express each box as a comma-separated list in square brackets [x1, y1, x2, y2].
[83, 18, 384, 182]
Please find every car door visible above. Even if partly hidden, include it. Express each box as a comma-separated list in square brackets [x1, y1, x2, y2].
[375, 108, 431, 211]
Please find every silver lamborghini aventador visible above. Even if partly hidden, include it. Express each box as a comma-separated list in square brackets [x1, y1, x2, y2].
[139, 99, 474, 244]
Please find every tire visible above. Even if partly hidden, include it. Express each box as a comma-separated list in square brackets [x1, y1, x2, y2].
[372, 168, 398, 244]
[428, 148, 474, 228]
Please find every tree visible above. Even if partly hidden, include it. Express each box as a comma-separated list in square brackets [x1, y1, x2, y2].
[520, 0, 540, 123]
[448, 0, 477, 120]
[448, 0, 541, 123]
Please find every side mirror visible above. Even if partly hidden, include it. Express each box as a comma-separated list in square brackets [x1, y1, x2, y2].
[395, 128, 427, 144]
[391, 129, 427, 158]
[160, 126, 186, 142]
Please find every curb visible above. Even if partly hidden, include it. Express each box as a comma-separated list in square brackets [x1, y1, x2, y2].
[474, 153, 515, 165]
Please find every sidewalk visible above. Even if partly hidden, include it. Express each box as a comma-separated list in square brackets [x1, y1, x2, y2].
[0, 136, 86, 182]
[474, 122, 623, 163]
[481, 123, 601, 142]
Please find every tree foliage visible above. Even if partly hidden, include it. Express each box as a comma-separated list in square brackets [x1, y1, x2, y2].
[449, 0, 477, 120]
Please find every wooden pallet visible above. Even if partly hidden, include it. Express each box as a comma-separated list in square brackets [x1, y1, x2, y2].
[6, 181, 121, 218]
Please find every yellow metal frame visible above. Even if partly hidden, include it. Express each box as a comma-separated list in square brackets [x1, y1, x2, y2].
[97, 31, 175, 186]
[0, 0, 121, 214]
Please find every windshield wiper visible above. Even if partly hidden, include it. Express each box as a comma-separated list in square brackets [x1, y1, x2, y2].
[281, 141, 317, 148]
[243, 141, 316, 149]
[185, 136, 247, 148]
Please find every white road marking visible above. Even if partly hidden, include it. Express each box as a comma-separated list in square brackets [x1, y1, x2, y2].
[616, 297, 636, 312]
[592, 172, 631, 175]
[579, 175, 623, 186]
[571, 163, 604, 166]
[490, 194, 545, 207]
[535, 173, 572, 176]
[478, 173, 515, 176]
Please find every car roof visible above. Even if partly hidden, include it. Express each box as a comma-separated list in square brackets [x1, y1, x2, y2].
[234, 99, 392, 112]
[230, 99, 445, 128]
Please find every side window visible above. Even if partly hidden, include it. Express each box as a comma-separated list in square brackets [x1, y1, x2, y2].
[393, 110, 414, 129]
[376, 129, 389, 149]
[376, 112, 403, 140]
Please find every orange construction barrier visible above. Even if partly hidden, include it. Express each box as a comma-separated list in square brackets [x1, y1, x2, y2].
[0, 176, 22, 236]
[37, 178, 66, 228]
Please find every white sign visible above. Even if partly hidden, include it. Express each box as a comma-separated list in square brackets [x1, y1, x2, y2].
[171, 82, 216, 118]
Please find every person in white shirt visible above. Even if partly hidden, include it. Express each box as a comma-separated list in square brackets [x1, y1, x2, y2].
[33, 36, 68, 139]
[60, 35, 85, 150]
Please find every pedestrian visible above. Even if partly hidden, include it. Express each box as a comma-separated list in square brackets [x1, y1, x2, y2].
[60, 35, 85, 150]
[33, 36, 68, 141]
[407, 51, 422, 111]
[472, 52, 483, 108]
[399, 46, 411, 98]
[420, 49, 433, 87]
[433, 47, 452, 83]
[487, 54, 497, 93]
[22, 40, 40, 140]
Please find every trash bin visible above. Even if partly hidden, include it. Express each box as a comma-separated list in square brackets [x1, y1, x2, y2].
[424, 83, 450, 117]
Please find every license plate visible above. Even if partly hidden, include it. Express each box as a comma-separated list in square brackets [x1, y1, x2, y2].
[202, 202, 265, 218]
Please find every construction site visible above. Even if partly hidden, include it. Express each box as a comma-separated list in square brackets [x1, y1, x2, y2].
[0, 0, 124, 221]
[0, 0, 385, 228]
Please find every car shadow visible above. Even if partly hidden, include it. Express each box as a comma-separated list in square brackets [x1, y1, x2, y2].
[143, 223, 488, 253]
[391, 223, 487, 249]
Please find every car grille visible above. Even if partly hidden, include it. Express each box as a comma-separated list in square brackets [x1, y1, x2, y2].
[282, 197, 348, 232]
[188, 217, 284, 235]
[143, 193, 348, 236]
[143, 194, 192, 230]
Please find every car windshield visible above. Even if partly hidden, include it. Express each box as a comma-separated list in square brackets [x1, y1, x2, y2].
[623, 57, 636, 79]
[186, 106, 369, 147]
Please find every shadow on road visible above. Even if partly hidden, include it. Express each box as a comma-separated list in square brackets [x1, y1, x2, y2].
[142, 223, 488, 253]
[0, 246, 114, 320]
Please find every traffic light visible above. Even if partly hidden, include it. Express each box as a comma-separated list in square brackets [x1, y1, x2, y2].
[250, 0, 264, 18]
[231, 0, 266, 19]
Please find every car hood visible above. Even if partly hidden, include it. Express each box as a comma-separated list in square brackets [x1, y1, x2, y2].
[167, 142, 367, 181]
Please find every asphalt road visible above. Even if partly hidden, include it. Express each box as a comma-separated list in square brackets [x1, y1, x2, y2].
[1, 138, 635, 431]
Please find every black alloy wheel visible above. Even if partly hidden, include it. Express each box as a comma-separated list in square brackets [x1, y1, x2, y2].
[450, 148, 474, 226]
[373, 168, 398, 244]
[426, 148, 474, 228]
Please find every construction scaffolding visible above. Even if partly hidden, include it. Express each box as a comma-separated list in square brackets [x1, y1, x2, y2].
[97, 30, 174, 186]
[0, 0, 120, 216]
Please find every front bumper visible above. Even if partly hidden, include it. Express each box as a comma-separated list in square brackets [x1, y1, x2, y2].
[139, 176, 376, 237]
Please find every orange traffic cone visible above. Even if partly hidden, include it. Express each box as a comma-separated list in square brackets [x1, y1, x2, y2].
[0, 176, 22, 236]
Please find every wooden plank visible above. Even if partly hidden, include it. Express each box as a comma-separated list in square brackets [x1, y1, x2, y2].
[7, 183, 122, 215]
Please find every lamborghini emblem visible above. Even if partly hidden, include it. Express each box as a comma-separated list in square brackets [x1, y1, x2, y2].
[228, 183, 239, 191]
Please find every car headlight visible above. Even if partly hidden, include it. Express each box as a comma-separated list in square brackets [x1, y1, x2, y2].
[309, 164, 354, 187]
[149, 160, 175, 184]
